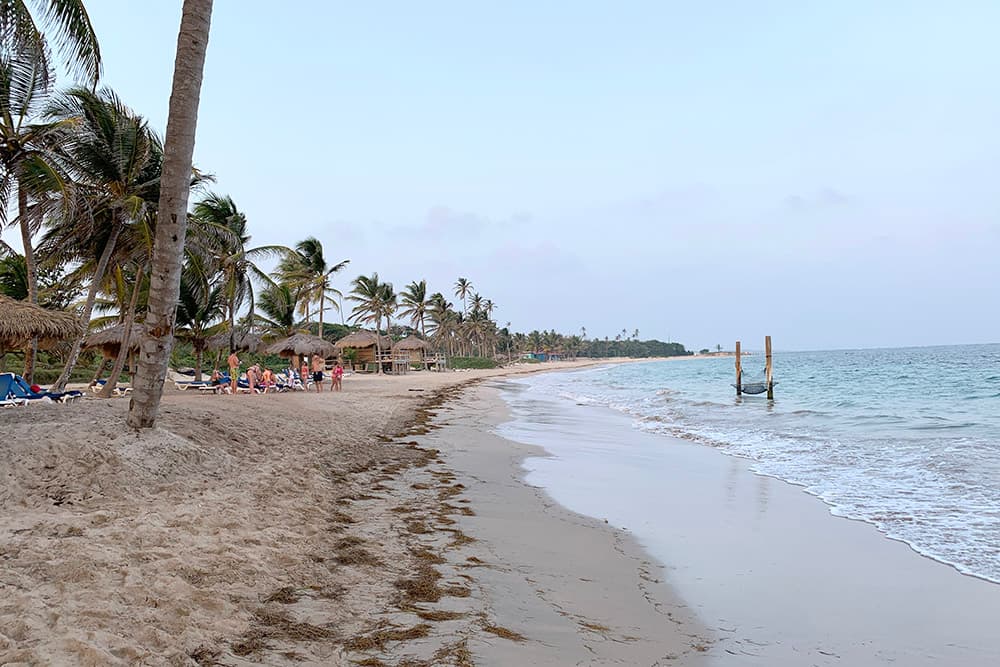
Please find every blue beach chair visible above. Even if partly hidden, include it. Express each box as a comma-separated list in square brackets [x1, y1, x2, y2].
[3, 373, 83, 404]
[0, 373, 26, 407]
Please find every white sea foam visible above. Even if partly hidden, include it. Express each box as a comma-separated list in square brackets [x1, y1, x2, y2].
[501, 346, 1000, 584]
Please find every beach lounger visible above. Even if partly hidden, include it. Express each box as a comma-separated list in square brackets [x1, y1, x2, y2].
[174, 380, 212, 391]
[235, 378, 262, 394]
[0, 374, 26, 407]
[2, 373, 83, 404]
[89, 379, 132, 396]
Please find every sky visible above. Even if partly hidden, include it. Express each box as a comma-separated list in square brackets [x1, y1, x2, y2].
[4, 1, 999, 351]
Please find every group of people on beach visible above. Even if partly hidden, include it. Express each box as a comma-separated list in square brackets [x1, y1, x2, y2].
[213, 351, 344, 394]
[301, 354, 344, 393]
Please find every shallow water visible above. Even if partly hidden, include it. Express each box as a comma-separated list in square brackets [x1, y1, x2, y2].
[498, 345, 1000, 583]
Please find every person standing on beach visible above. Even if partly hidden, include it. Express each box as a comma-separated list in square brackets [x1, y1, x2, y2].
[332, 361, 343, 392]
[311, 355, 325, 393]
[227, 351, 240, 395]
[300, 359, 310, 389]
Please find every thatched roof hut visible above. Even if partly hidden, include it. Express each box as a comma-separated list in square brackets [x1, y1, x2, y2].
[205, 330, 265, 353]
[334, 330, 391, 350]
[265, 333, 336, 359]
[0, 294, 84, 350]
[392, 336, 430, 351]
[83, 323, 145, 359]
[334, 330, 392, 365]
[393, 335, 431, 364]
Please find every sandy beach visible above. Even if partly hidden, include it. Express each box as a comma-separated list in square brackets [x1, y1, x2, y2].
[5, 356, 998, 666]
[2, 359, 707, 666]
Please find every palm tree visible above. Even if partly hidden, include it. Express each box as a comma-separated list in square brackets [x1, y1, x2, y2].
[46, 87, 164, 390]
[0, 0, 102, 377]
[453, 277, 472, 315]
[427, 292, 457, 356]
[0, 45, 78, 380]
[0, 0, 102, 85]
[255, 281, 298, 338]
[469, 292, 484, 315]
[528, 330, 542, 354]
[348, 273, 397, 373]
[399, 279, 429, 336]
[190, 192, 285, 352]
[175, 267, 226, 381]
[276, 236, 348, 339]
[129, 0, 214, 429]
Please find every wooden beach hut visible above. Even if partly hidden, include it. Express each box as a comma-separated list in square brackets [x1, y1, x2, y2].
[392, 335, 447, 371]
[392, 336, 430, 364]
[0, 294, 83, 353]
[334, 331, 391, 369]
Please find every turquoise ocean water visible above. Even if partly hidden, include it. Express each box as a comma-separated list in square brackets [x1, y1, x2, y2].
[500, 344, 1000, 583]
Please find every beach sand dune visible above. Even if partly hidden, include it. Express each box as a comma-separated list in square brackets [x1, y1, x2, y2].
[2, 360, 694, 665]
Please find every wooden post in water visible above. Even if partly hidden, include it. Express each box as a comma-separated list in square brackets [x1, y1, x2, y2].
[765, 335, 774, 400]
[735, 340, 742, 396]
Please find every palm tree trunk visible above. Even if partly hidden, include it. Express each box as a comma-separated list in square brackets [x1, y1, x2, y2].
[17, 181, 38, 383]
[375, 314, 382, 374]
[90, 357, 110, 385]
[194, 343, 204, 381]
[128, 0, 214, 429]
[227, 301, 236, 352]
[100, 263, 145, 397]
[318, 293, 324, 340]
[52, 219, 125, 391]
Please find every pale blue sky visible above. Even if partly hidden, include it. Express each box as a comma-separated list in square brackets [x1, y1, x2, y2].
[6, 1, 999, 350]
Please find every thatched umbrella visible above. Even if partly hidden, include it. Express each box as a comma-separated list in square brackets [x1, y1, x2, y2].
[0, 294, 84, 351]
[265, 333, 336, 360]
[205, 330, 265, 353]
[81, 322, 145, 389]
[82, 323, 145, 360]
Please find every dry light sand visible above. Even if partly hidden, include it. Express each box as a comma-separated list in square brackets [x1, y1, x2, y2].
[0, 359, 705, 666]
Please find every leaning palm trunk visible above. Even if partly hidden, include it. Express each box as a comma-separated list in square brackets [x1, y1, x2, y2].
[52, 219, 124, 391]
[100, 263, 145, 398]
[90, 357, 110, 385]
[129, 0, 213, 429]
[17, 182, 39, 382]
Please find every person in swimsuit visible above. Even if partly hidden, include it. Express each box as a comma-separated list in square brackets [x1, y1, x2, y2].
[227, 351, 240, 395]
[261, 367, 275, 393]
[332, 361, 343, 392]
[300, 359, 310, 389]
[311, 354, 325, 393]
[246, 364, 258, 393]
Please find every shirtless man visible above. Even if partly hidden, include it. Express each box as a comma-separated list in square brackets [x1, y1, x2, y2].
[311, 354, 325, 393]
[227, 351, 240, 395]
